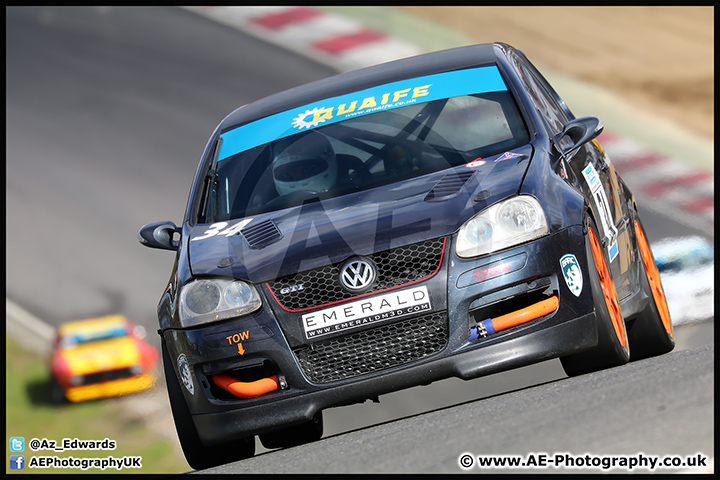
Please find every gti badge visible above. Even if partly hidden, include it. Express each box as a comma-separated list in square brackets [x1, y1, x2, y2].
[560, 254, 583, 297]
[339, 257, 376, 292]
[280, 283, 304, 295]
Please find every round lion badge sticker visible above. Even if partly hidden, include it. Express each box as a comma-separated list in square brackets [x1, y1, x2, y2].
[560, 254, 583, 297]
[177, 353, 194, 395]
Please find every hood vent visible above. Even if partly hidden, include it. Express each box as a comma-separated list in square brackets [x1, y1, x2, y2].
[424, 170, 475, 202]
[241, 219, 282, 249]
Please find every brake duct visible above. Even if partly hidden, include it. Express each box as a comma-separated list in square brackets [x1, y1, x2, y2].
[469, 295, 559, 341]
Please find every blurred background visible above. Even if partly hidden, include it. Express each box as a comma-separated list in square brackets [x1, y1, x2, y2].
[395, 6, 714, 140]
[5, 6, 713, 473]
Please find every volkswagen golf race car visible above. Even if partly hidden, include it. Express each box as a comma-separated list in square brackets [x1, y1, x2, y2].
[50, 315, 159, 403]
[139, 43, 674, 469]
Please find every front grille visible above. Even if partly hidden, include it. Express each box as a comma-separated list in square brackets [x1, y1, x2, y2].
[293, 311, 448, 384]
[268, 237, 445, 311]
[79, 368, 135, 385]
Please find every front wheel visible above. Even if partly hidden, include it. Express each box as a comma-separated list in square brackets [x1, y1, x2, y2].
[49, 377, 66, 405]
[561, 216, 630, 376]
[626, 215, 674, 360]
[162, 341, 255, 470]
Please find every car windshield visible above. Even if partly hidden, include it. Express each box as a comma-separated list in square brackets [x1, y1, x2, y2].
[59, 326, 129, 349]
[206, 67, 529, 221]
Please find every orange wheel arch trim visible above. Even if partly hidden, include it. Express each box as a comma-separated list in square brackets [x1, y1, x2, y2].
[634, 220, 673, 335]
[589, 226, 626, 347]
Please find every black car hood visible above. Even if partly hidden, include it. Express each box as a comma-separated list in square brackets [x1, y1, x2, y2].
[188, 146, 533, 283]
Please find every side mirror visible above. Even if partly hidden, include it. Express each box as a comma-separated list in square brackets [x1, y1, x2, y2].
[556, 116, 604, 156]
[138, 221, 181, 251]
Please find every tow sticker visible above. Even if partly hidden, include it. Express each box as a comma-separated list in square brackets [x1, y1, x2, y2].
[582, 163, 618, 262]
[560, 254, 583, 297]
[176, 353, 194, 395]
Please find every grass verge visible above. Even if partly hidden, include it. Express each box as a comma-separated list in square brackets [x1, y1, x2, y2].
[5, 335, 188, 474]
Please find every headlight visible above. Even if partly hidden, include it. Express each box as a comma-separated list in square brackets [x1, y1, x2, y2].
[456, 195, 548, 258]
[179, 278, 262, 327]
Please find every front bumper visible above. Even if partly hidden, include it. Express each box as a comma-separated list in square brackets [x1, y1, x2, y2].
[163, 225, 599, 445]
[194, 311, 595, 445]
[63, 373, 157, 403]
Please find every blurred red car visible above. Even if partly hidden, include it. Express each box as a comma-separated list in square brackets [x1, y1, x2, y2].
[50, 315, 159, 403]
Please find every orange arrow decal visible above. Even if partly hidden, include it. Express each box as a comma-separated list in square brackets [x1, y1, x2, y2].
[238, 343, 245, 355]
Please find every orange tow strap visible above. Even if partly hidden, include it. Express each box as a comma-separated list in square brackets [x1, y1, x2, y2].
[211, 374, 280, 399]
[491, 295, 559, 332]
[470, 295, 560, 340]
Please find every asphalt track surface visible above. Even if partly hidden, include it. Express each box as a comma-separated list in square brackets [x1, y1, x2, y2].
[6, 6, 714, 473]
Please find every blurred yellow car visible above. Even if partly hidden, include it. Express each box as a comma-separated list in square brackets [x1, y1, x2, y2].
[50, 315, 159, 403]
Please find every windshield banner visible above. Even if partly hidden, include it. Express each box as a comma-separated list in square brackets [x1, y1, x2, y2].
[218, 65, 508, 161]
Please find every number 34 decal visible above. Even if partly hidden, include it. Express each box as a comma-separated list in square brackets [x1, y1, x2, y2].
[192, 218, 253, 241]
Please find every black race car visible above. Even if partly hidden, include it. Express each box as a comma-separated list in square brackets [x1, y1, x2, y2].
[139, 42, 674, 469]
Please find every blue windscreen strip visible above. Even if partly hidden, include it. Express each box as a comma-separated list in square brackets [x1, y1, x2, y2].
[218, 65, 508, 161]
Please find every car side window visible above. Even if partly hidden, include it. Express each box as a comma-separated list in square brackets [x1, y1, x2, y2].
[510, 52, 571, 135]
[527, 62, 573, 130]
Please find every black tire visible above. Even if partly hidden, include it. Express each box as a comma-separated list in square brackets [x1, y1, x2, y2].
[259, 411, 323, 450]
[161, 340, 255, 470]
[627, 214, 675, 360]
[49, 377, 66, 405]
[561, 216, 630, 376]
